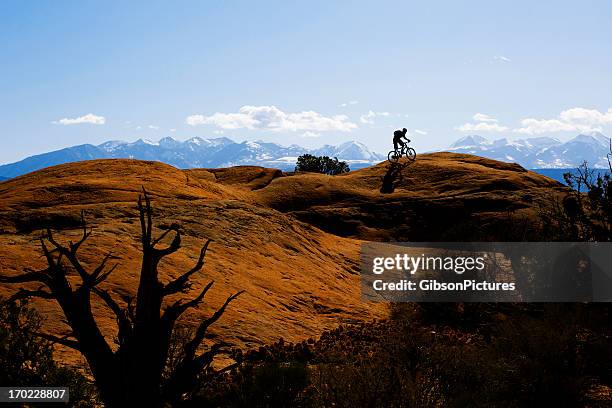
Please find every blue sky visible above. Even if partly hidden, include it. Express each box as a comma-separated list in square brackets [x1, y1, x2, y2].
[1, 0, 612, 163]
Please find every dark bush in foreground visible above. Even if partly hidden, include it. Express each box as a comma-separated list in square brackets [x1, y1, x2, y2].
[0, 299, 97, 407]
[189, 303, 610, 407]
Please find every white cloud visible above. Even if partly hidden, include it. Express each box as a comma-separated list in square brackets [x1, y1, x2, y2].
[513, 107, 612, 134]
[169, 128, 177, 133]
[493, 55, 511, 63]
[186, 112, 257, 129]
[360, 110, 391, 124]
[148, 125, 159, 130]
[456, 112, 507, 132]
[559, 107, 612, 125]
[414, 129, 428, 135]
[514, 119, 580, 135]
[301, 131, 321, 138]
[456, 122, 508, 132]
[186, 105, 357, 132]
[339, 100, 359, 107]
[52, 113, 106, 125]
[473, 113, 498, 123]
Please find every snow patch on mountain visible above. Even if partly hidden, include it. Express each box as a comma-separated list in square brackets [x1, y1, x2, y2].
[0, 136, 390, 178]
[449, 133, 611, 168]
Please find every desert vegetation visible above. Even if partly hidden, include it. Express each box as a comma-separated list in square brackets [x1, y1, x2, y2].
[540, 164, 612, 242]
[524, 138, 612, 243]
[294, 154, 350, 175]
[170, 302, 610, 407]
[0, 299, 97, 406]
[0, 190, 243, 407]
[2, 297, 609, 407]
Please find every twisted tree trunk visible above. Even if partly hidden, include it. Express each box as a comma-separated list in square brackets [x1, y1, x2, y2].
[0, 190, 243, 407]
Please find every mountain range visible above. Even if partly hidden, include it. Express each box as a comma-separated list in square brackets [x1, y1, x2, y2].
[1, 132, 611, 179]
[0, 137, 384, 179]
[448, 132, 612, 169]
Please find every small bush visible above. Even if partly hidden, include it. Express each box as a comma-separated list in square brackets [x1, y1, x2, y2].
[189, 361, 310, 408]
[540, 160, 612, 242]
[196, 301, 610, 407]
[295, 154, 350, 175]
[0, 299, 98, 407]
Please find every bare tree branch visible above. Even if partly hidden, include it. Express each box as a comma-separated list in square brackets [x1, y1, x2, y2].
[193, 343, 225, 369]
[183, 290, 244, 359]
[93, 287, 133, 341]
[126, 296, 136, 322]
[91, 252, 113, 281]
[213, 361, 240, 376]
[152, 223, 181, 246]
[0, 269, 51, 285]
[93, 287, 127, 321]
[138, 194, 148, 247]
[93, 263, 118, 287]
[9, 287, 54, 302]
[606, 137, 612, 173]
[162, 343, 226, 402]
[163, 281, 215, 324]
[138, 188, 156, 251]
[152, 230, 181, 258]
[163, 240, 211, 296]
[35, 332, 82, 351]
[45, 228, 92, 283]
[39, 238, 58, 268]
[68, 210, 92, 254]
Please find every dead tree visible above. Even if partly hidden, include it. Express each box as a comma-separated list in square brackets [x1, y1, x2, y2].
[608, 137, 612, 173]
[0, 190, 243, 407]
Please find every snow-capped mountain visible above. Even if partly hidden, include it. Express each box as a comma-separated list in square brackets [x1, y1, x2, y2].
[0, 137, 385, 178]
[448, 132, 611, 168]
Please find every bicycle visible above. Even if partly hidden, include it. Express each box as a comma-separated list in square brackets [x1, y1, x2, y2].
[388, 144, 416, 163]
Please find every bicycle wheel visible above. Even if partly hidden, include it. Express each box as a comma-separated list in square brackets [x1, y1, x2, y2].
[406, 147, 416, 161]
[388, 150, 400, 163]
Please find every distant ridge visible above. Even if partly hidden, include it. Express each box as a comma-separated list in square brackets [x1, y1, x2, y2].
[0, 137, 385, 179]
[449, 131, 611, 169]
[3, 131, 611, 180]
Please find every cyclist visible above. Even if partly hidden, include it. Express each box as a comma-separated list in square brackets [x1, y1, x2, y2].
[393, 128, 410, 152]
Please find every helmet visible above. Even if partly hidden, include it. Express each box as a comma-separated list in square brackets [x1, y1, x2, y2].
[402, 128, 407, 133]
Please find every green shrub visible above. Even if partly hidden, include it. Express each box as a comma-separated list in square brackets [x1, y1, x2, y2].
[295, 154, 350, 175]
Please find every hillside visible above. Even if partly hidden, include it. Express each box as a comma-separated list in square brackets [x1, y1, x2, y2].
[219, 152, 562, 241]
[0, 153, 564, 364]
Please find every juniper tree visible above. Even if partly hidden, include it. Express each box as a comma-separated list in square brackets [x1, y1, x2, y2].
[0, 190, 243, 407]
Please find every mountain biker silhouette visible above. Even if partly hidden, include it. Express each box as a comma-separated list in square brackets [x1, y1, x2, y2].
[393, 128, 410, 151]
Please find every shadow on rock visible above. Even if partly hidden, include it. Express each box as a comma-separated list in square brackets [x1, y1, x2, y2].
[380, 160, 414, 194]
